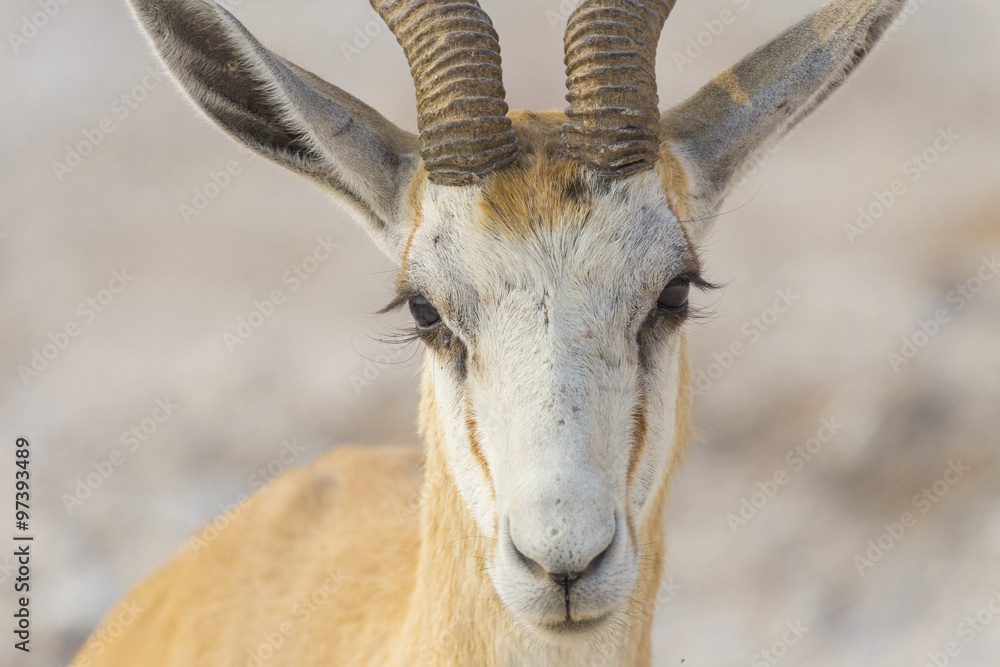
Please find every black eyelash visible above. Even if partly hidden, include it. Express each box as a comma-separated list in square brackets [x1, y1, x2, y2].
[377, 290, 418, 316]
[646, 272, 723, 330]
[380, 272, 723, 343]
[375, 325, 423, 346]
[379, 293, 446, 341]
[355, 319, 424, 372]
[679, 272, 724, 324]
[366, 289, 430, 361]
[677, 271, 722, 293]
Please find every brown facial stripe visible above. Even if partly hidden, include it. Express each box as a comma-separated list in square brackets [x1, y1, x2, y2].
[656, 141, 692, 223]
[464, 396, 495, 502]
[625, 386, 649, 545]
[396, 166, 428, 289]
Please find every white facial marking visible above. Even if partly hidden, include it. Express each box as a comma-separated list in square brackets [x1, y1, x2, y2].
[405, 169, 693, 648]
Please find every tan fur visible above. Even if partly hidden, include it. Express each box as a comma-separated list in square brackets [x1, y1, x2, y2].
[72, 444, 422, 665]
[393, 109, 694, 244]
[72, 334, 692, 667]
[73, 108, 696, 667]
[398, 165, 428, 285]
[464, 396, 497, 502]
[477, 111, 591, 239]
[82, 0, 907, 661]
[475, 111, 693, 238]
[655, 145, 693, 224]
[712, 68, 751, 106]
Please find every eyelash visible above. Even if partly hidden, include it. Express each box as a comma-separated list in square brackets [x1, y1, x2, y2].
[672, 271, 720, 293]
[644, 273, 720, 337]
[378, 293, 454, 349]
[380, 272, 720, 342]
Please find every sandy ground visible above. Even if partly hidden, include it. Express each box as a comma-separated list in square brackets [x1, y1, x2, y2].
[1, 0, 998, 665]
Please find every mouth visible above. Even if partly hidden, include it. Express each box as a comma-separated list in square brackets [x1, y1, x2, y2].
[539, 612, 611, 635]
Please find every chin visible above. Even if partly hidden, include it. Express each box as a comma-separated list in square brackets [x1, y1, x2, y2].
[497, 579, 637, 647]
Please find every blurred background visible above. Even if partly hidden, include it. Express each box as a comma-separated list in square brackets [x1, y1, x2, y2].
[1, 0, 998, 665]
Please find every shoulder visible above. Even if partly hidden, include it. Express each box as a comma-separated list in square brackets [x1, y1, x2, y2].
[73, 444, 424, 666]
[197, 443, 424, 555]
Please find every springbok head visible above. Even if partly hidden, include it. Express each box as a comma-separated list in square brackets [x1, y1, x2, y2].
[130, 0, 906, 642]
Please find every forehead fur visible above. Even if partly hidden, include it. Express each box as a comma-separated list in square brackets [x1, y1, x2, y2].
[406, 111, 690, 249]
[398, 110, 695, 286]
[477, 111, 590, 238]
[410, 110, 691, 239]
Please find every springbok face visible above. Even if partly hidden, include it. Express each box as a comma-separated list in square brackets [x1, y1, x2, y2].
[403, 136, 699, 636]
[130, 0, 908, 646]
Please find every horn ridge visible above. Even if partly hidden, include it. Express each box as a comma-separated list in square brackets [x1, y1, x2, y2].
[371, 0, 520, 185]
[560, 0, 674, 177]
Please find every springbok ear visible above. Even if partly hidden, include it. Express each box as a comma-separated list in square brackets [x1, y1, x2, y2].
[661, 0, 906, 238]
[127, 0, 420, 262]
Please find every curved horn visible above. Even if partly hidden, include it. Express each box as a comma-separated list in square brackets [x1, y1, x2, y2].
[371, 0, 520, 186]
[559, 0, 674, 176]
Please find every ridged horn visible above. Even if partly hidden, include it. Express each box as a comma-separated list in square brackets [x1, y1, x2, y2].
[370, 0, 520, 186]
[559, 0, 674, 177]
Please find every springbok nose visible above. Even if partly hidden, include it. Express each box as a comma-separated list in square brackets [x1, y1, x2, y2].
[506, 473, 617, 584]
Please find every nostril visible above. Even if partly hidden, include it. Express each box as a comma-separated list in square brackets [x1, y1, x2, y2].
[506, 504, 618, 583]
[511, 537, 547, 579]
[548, 532, 613, 589]
[510, 520, 616, 589]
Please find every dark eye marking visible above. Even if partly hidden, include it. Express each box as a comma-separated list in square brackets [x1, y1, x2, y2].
[657, 279, 690, 313]
[637, 272, 718, 370]
[645, 271, 720, 331]
[408, 296, 441, 329]
[379, 290, 462, 368]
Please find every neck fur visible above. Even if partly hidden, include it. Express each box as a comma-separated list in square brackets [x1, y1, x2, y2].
[389, 348, 690, 666]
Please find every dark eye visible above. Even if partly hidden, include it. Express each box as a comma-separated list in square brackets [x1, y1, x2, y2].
[657, 279, 690, 313]
[408, 296, 441, 329]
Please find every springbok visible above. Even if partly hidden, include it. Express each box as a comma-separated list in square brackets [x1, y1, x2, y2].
[76, 0, 908, 665]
